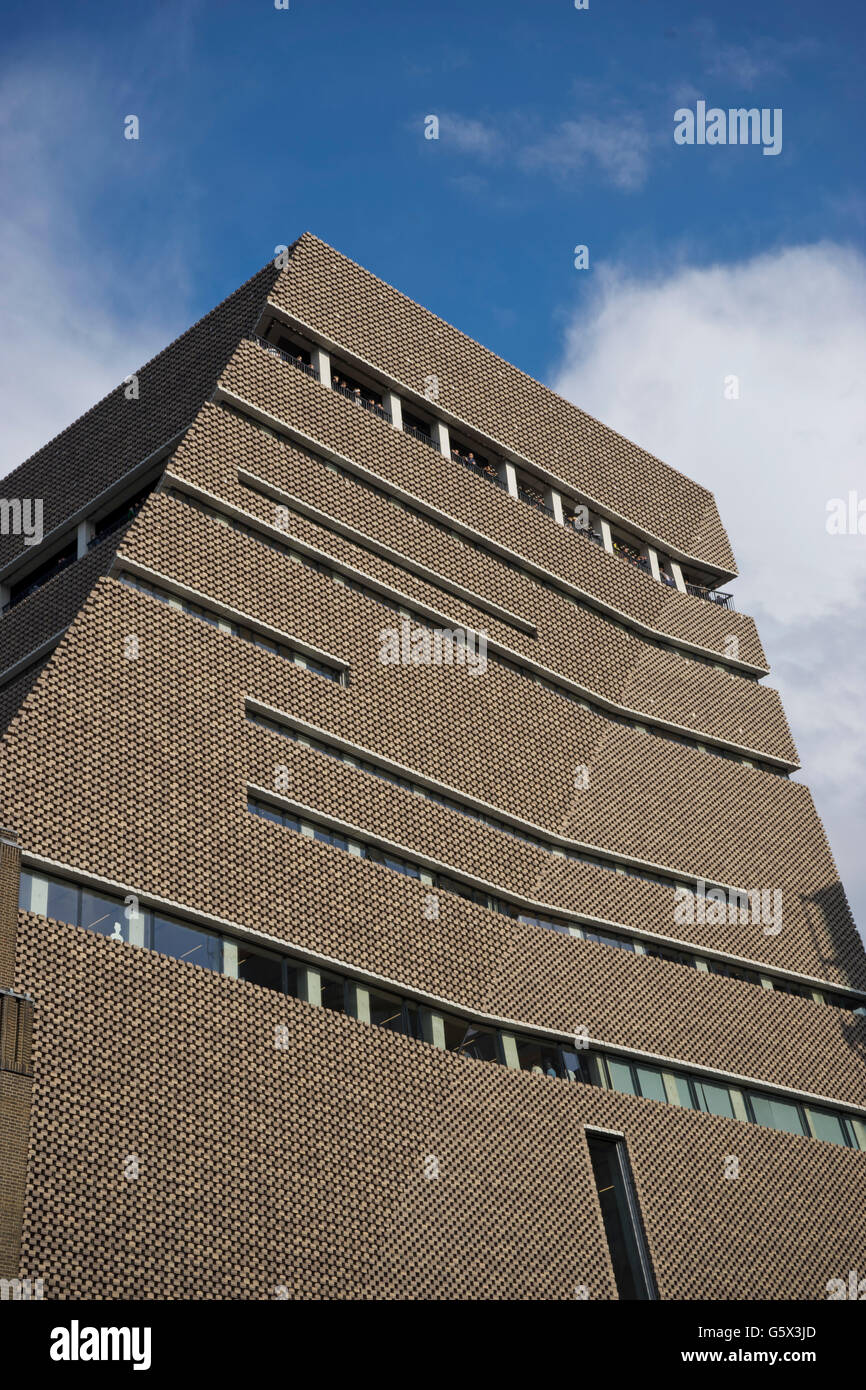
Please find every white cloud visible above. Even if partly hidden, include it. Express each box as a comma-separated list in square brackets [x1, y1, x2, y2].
[432, 108, 652, 192]
[520, 115, 651, 192]
[0, 62, 184, 481]
[551, 244, 866, 942]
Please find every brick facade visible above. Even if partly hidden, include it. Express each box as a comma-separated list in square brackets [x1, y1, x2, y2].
[0, 236, 863, 1299]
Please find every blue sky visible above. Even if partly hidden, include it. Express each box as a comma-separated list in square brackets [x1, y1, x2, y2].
[1, 0, 865, 937]
[0, 0, 862, 373]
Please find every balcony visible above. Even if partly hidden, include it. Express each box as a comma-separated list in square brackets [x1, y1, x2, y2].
[515, 474, 552, 516]
[251, 334, 319, 380]
[612, 537, 651, 575]
[450, 443, 503, 487]
[2, 540, 77, 614]
[402, 410, 439, 452]
[331, 371, 392, 422]
[571, 523, 605, 548]
[686, 582, 735, 611]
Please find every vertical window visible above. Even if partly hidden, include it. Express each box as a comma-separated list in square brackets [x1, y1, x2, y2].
[747, 1092, 806, 1136]
[804, 1106, 852, 1148]
[80, 888, 127, 940]
[692, 1079, 735, 1119]
[236, 943, 285, 992]
[586, 1132, 657, 1301]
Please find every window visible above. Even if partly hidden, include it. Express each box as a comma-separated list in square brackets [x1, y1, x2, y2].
[319, 973, 348, 1013]
[80, 888, 128, 940]
[442, 1017, 500, 1062]
[692, 1080, 735, 1119]
[236, 943, 285, 991]
[367, 988, 417, 1036]
[514, 1036, 587, 1082]
[151, 914, 223, 973]
[586, 1133, 657, 1300]
[804, 1106, 852, 1147]
[747, 1092, 806, 1136]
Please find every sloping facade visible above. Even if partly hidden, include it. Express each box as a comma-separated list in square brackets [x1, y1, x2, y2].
[0, 234, 863, 1300]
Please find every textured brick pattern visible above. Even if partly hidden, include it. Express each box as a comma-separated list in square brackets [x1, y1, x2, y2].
[0, 834, 30, 1281]
[167, 403, 792, 760]
[0, 240, 863, 1301]
[0, 531, 119, 679]
[0, 1071, 32, 1280]
[218, 341, 767, 667]
[13, 918, 866, 1301]
[0, 262, 278, 571]
[269, 234, 737, 573]
[0, 660, 50, 738]
[2, 586, 864, 1093]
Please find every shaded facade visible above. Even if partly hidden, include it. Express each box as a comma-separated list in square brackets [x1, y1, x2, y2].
[0, 234, 863, 1299]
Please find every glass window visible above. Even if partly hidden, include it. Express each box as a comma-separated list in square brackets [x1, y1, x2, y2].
[45, 877, 80, 926]
[607, 1058, 637, 1095]
[666, 1073, 696, 1109]
[804, 1106, 850, 1147]
[693, 1080, 735, 1119]
[515, 1037, 589, 1081]
[152, 915, 222, 973]
[586, 1134, 657, 1301]
[708, 960, 760, 987]
[236, 944, 284, 992]
[442, 1017, 500, 1062]
[748, 1092, 806, 1136]
[319, 973, 347, 1012]
[80, 889, 128, 940]
[249, 800, 283, 825]
[368, 989, 407, 1033]
[635, 1065, 667, 1104]
[18, 870, 34, 912]
[584, 929, 634, 952]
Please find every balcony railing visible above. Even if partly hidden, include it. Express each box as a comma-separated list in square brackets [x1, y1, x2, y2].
[572, 524, 605, 548]
[451, 447, 503, 487]
[404, 423, 439, 452]
[613, 540, 651, 575]
[516, 480, 551, 515]
[686, 583, 735, 611]
[331, 381, 392, 422]
[251, 335, 319, 379]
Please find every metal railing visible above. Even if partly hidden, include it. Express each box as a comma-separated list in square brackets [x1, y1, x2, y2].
[331, 381, 392, 422]
[686, 583, 735, 611]
[251, 335, 319, 380]
[571, 524, 605, 548]
[404, 423, 439, 452]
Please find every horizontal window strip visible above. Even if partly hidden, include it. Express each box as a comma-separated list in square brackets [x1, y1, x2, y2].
[220, 398, 759, 681]
[170, 462, 785, 776]
[117, 573, 348, 684]
[245, 787, 866, 1019]
[19, 865, 866, 1153]
[248, 329, 737, 617]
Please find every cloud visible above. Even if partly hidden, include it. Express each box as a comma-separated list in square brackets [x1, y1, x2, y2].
[432, 108, 652, 192]
[520, 115, 651, 192]
[437, 113, 503, 159]
[0, 61, 186, 481]
[551, 243, 866, 942]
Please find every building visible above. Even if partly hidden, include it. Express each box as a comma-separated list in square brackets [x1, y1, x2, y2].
[0, 233, 864, 1301]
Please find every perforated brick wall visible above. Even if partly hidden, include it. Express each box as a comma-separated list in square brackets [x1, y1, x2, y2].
[13, 917, 866, 1300]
